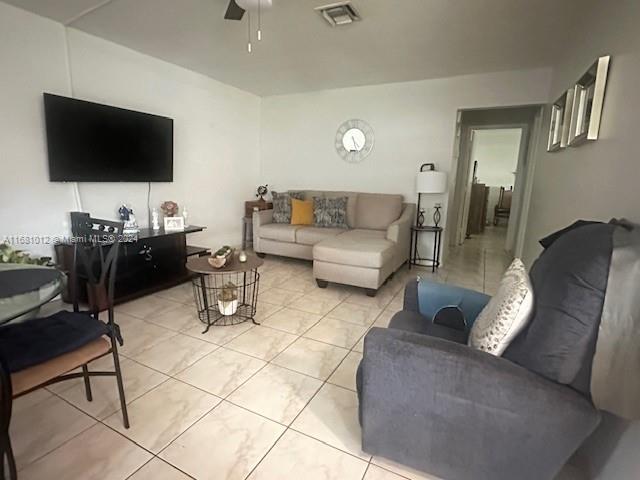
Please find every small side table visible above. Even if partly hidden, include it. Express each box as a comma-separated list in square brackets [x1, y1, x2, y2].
[409, 226, 443, 273]
[186, 253, 264, 333]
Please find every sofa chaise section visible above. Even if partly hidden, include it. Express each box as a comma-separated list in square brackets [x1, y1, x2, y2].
[252, 191, 415, 295]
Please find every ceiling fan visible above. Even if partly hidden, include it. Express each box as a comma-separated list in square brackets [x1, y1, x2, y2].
[224, 0, 273, 51]
[224, 0, 272, 21]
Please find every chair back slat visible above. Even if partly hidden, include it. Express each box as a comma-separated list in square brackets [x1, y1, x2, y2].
[71, 216, 124, 316]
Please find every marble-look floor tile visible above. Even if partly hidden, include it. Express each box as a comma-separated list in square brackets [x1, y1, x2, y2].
[115, 296, 183, 320]
[287, 293, 342, 316]
[292, 383, 369, 460]
[258, 287, 304, 307]
[352, 331, 366, 353]
[344, 291, 393, 309]
[327, 302, 382, 327]
[104, 378, 220, 453]
[261, 307, 322, 335]
[277, 276, 318, 294]
[183, 320, 255, 345]
[327, 351, 362, 391]
[176, 347, 266, 397]
[372, 309, 397, 329]
[259, 270, 294, 289]
[58, 357, 168, 420]
[11, 390, 96, 470]
[131, 333, 217, 375]
[304, 318, 367, 349]
[372, 456, 443, 480]
[118, 317, 177, 358]
[364, 465, 411, 480]
[253, 302, 283, 323]
[248, 429, 368, 480]
[225, 326, 297, 361]
[153, 282, 195, 305]
[20, 423, 151, 480]
[160, 401, 284, 480]
[272, 337, 348, 380]
[144, 303, 200, 332]
[228, 364, 321, 424]
[129, 458, 191, 480]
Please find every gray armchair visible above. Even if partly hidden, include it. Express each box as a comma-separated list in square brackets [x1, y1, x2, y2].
[357, 221, 618, 480]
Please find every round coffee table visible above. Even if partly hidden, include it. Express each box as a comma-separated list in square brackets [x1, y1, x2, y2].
[186, 252, 263, 333]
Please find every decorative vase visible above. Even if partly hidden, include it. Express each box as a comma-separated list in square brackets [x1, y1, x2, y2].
[417, 209, 425, 227]
[218, 299, 238, 316]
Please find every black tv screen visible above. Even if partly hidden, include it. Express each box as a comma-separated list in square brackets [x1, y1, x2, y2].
[44, 93, 173, 182]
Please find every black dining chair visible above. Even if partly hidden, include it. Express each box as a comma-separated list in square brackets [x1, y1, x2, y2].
[0, 217, 130, 478]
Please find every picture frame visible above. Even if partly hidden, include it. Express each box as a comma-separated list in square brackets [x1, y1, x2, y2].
[568, 55, 610, 146]
[164, 216, 185, 231]
[547, 88, 574, 152]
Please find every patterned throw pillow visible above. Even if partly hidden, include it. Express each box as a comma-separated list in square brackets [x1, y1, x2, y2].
[272, 191, 305, 224]
[468, 258, 534, 356]
[313, 197, 348, 228]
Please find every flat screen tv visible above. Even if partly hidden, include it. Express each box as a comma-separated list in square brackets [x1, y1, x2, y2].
[44, 93, 173, 182]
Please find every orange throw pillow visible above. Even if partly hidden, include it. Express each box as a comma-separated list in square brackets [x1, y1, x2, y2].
[290, 198, 314, 225]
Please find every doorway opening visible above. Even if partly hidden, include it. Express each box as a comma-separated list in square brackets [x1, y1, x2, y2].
[444, 105, 544, 293]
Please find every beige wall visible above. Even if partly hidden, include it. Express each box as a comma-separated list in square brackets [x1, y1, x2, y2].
[522, 2, 640, 478]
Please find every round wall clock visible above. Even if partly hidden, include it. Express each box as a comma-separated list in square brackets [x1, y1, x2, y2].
[335, 119, 374, 163]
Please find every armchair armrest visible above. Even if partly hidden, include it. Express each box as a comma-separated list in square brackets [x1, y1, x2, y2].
[417, 279, 490, 327]
[359, 327, 600, 480]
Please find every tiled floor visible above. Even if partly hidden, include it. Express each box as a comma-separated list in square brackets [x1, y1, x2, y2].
[11, 228, 578, 479]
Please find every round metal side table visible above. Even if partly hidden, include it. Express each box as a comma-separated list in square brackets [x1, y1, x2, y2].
[186, 253, 263, 333]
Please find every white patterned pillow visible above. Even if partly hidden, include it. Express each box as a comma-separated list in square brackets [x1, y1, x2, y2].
[468, 258, 534, 356]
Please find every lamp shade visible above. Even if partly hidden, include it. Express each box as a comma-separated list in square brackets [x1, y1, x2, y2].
[416, 171, 448, 194]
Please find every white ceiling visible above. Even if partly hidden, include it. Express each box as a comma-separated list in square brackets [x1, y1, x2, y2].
[4, 0, 584, 96]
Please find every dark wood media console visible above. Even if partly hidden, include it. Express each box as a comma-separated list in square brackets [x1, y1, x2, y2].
[55, 225, 210, 304]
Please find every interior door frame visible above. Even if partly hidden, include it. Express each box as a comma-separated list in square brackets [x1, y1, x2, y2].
[451, 123, 528, 250]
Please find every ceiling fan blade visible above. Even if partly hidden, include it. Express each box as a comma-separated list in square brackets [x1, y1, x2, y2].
[224, 0, 245, 20]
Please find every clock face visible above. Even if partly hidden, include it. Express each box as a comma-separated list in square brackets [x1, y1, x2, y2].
[335, 119, 374, 163]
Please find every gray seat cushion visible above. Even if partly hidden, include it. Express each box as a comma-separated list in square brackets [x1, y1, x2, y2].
[295, 227, 345, 246]
[313, 229, 395, 268]
[354, 193, 403, 230]
[259, 223, 300, 243]
[504, 223, 615, 395]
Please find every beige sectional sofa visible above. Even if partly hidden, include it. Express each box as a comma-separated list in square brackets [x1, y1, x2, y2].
[252, 191, 415, 296]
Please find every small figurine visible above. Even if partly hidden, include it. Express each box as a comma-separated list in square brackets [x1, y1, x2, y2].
[151, 208, 160, 230]
[118, 204, 139, 233]
[256, 184, 269, 202]
[182, 205, 189, 226]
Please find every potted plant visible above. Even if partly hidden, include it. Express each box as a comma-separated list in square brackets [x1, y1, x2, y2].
[218, 282, 238, 316]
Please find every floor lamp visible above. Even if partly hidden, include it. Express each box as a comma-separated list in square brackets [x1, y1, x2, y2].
[415, 163, 448, 227]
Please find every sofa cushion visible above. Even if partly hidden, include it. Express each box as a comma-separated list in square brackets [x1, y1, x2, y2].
[259, 223, 300, 243]
[324, 191, 359, 228]
[272, 191, 305, 224]
[354, 193, 403, 230]
[313, 229, 395, 268]
[388, 310, 468, 344]
[291, 198, 314, 225]
[296, 227, 345, 246]
[313, 197, 349, 228]
[504, 223, 615, 395]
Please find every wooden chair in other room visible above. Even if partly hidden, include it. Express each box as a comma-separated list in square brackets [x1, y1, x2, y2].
[494, 187, 513, 226]
[0, 217, 130, 479]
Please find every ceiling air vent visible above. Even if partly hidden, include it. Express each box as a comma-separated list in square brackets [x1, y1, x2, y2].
[315, 2, 361, 26]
